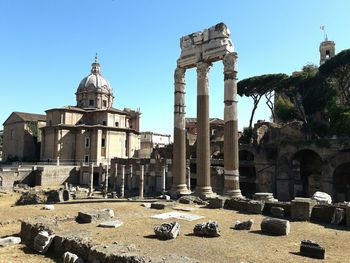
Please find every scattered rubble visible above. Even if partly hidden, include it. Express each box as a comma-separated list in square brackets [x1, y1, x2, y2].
[98, 220, 123, 228]
[63, 251, 84, 263]
[331, 208, 345, 225]
[16, 190, 47, 205]
[178, 196, 208, 206]
[33, 230, 55, 254]
[193, 221, 220, 237]
[77, 209, 114, 223]
[42, 205, 55, 210]
[154, 222, 180, 240]
[233, 219, 254, 230]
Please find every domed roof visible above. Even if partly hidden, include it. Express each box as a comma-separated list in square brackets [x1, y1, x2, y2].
[76, 55, 113, 95]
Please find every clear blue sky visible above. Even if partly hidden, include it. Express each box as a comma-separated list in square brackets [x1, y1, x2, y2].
[1, 0, 349, 137]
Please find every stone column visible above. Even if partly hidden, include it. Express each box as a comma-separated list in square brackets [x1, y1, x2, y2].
[161, 164, 167, 195]
[186, 164, 191, 191]
[145, 164, 149, 195]
[128, 163, 133, 191]
[195, 62, 215, 198]
[120, 164, 125, 198]
[223, 53, 242, 197]
[103, 164, 109, 198]
[114, 163, 118, 192]
[171, 67, 191, 197]
[139, 165, 144, 199]
[88, 163, 94, 197]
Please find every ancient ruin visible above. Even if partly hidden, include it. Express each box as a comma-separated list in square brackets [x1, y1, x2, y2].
[172, 22, 241, 198]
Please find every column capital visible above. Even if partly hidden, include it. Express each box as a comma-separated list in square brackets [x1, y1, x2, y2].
[196, 62, 211, 79]
[174, 67, 186, 84]
[223, 53, 237, 80]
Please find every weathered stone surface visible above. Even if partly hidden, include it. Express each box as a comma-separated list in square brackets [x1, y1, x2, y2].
[300, 240, 325, 259]
[331, 208, 345, 225]
[253, 192, 277, 202]
[154, 222, 180, 240]
[77, 209, 114, 223]
[178, 195, 208, 205]
[141, 203, 151, 208]
[261, 217, 290, 236]
[98, 220, 123, 228]
[263, 201, 291, 218]
[346, 206, 350, 229]
[63, 251, 84, 263]
[0, 236, 21, 247]
[193, 221, 220, 237]
[46, 189, 64, 203]
[247, 200, 264, 214]
[16, 190, 47, 205]
[270, 207, 284, 218]
[311, 205, 335, 223]
[233, 219, 253, 230]
[224, 198, 249, 212]
[151, 202, 166, 210]
[33, 230, 55, 254]
[207, 197, 227, 209]
[291, 198, 316, 221]
[312, 191, 332, 205]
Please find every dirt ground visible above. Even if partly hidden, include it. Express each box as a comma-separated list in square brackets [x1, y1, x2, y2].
[0, 191, 349, 263]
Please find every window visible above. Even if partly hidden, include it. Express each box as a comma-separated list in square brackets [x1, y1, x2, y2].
[10, 129, 14, 140]
[84, 155, 89, 163]
[103, 100, 107, 107]
[102, 121, 106, 126]
[115, 122, 119, 127]
[89, 100, 94, 106]
[85, 137, 90, 148]
[101, 138, 105, 148]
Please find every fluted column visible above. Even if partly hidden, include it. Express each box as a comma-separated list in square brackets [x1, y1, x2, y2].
[172, 67, 191, 196]
[223, 53, 242, 197]
[195, 62, 215, 198]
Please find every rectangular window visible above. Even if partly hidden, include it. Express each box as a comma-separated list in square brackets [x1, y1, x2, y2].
[101, 138, 105, 148]
[10, 129, 14, 140]
[102, 121, 106, 126]
[115, 122, 119, 127]
[89, 100, 94, 106]
[85, 137, 90, 148]
[84, 155, 89, 163]
[103, 100, 107, 107]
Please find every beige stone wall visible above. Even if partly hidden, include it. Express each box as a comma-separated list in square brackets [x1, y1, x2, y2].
[129, 133, 141, 158]
[64, 112, 83, 125]
[58, 129, 76, 162]
[108, 131, 126, 159]
[41, 128, 56, 161]
[3, 122, 25, 161]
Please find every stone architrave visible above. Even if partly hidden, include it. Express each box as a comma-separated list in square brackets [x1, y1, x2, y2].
[195, 62, 215, 198]
[223, 52, 241, 197]
[139, 165, 144, 198]
[120, 164, 125, 198]
[172, 67, 191, 196]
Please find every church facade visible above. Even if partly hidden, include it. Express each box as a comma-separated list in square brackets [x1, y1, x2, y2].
[40, 56, 141, 164]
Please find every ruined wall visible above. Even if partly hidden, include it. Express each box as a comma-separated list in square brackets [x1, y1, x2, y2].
[36, 165, 79, 186]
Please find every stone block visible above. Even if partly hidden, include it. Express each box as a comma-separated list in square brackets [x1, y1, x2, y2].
[300, 240, 325, 259]
[247, 200, 264, 214]
[253, 192, 277, 202]
[77, 209, 113, 223]
[270, 207, 284, 218]
[311, 205, 334, 223]
[63, 190, 71, 201]
[291, 198, 316, 221]
[98, 220, 123, 228]
[224, 198, 249, 212]
[0, 236, 21, 247]
[33, 230, 55, 254]
[42, 205, 55, 210]
[151, 202, 166, 210]
[233, 219, 253, 230]
[154, 222, 180, 240]
[193, 221, 220, 237]
[263, 201, 291, 217]
[331, 208, 345, 225]
[207, 197, 227, 209]
[63, 251, 84, 263]
[261, 217, 290, 236]
[346, 206, 350, 229]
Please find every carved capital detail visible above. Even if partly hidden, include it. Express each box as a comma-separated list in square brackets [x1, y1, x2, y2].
[174, 67, 186, 83]
[223, 52, 237, 73]
[196, 62, 211, 79]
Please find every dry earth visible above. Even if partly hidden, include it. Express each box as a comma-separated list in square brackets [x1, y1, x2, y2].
[0, 191, 349, 263]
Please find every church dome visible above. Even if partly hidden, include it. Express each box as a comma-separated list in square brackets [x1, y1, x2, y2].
[76, 55, 114, 109]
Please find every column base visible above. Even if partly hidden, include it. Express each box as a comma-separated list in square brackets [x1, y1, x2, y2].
[225, 189, 242, 198]
[170, 184, 191, 198]
[195, 186, 216, 199]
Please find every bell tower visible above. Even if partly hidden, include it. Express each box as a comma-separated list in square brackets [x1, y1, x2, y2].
[319, 26, 335, 65]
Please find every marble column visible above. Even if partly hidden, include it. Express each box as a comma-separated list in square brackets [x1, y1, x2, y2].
[195, 62, 215, 198]
[139, 165, 144, 199]
[223, 53, 242, 197]
[145, 164, 149, 195]
[103, 164, 109, 198]
[128, 163, 133, 191]
[186, 164, 191, 191]
[114, 163, 118, 192]
[161, 164, 167, 194]
[88, 163, 94, 197]
[172, 67, 191, 196]
[120, 164, 125, 198]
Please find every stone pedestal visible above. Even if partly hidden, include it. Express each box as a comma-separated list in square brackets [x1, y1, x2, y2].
[291, 198, 316, 221]
[171, 67, 191, 196]
[194, 62, 215, 198]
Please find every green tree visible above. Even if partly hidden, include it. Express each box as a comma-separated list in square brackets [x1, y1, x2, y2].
[237, 73, 288, 128]
[274, 96, 298, 123]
